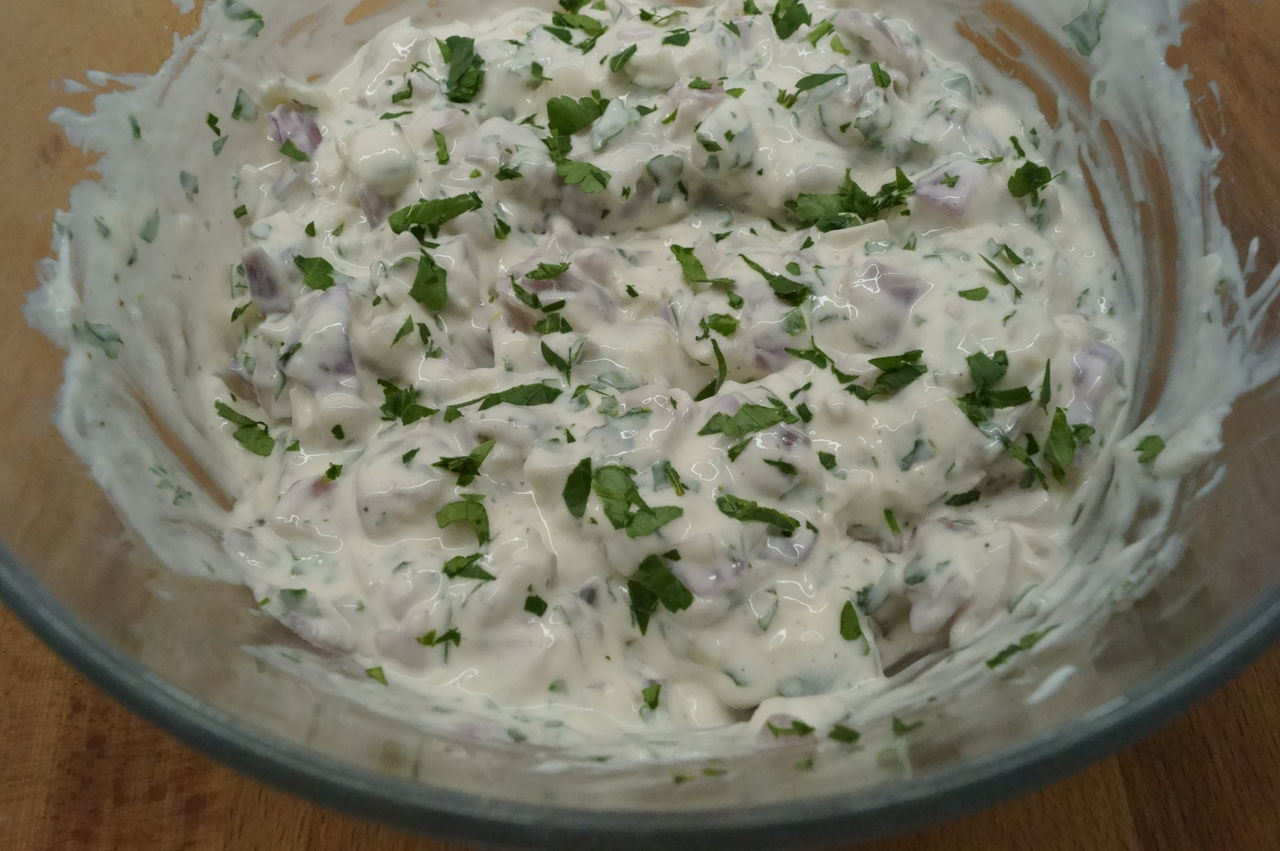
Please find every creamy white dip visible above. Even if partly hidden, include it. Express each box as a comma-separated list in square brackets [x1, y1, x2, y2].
[27, 0, 1280, 753]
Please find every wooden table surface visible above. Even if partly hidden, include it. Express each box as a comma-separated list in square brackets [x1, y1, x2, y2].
[4, 0, 1280, 848]
[2, 605, 1278, 849]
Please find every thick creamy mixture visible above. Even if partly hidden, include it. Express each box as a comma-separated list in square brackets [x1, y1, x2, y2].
[28, 0, 1280, 752]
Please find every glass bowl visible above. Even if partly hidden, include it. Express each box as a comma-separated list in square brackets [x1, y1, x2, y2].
[2, 0, 1278, 846]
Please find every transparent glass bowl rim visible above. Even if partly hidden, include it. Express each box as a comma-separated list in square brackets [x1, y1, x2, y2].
[3, 533, 1278, 847]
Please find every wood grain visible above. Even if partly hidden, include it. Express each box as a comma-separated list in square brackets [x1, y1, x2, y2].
[2, 607, 1279, 849]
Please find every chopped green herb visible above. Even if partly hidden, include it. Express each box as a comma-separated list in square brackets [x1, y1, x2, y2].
[627, 553, 694, 634]
[524, 594, 548, 616]
[739, 255, 809, 305]
[767, 718, 815, 737]
[986, 627, 1055, 668]
[1008, 161, 1056, 200]
[870, 61, 891, 88]
[214, 401, 274, 456]
[433, 440, 496, 486]
[829, 723, 861, 744]
[438, 35, 485, 102]
[1136, 435, 1165, 465]
[365, 666, 388, 685]
[945, 489, 981, 507]
[883, 508, 902, 535]
[436, 493, 490, 545]
[433, 129, 449, 164]
[958, 286, 988, 301]
[417, 628, 462, 647]
[377, 379, 436, 425]
[785, 167, 913, 232]
[849, 350, 927, 401]
[771, 0, 812, 39]
[563, 457, 593, 518]
[795, 71, 845, 92]
[892, 717, 923, 736]
[279, 139, 308, 162]
[671, 245, 734, 287]
[140, 210, 161, 242]
[557, 159, 611, 193]
[715, 492, 799, 536]
[527, 261, 571, 280]
[693, 339, 727, 402]
[699, 399, 798, 439]
[954, 350, 1032, 425]
[389, 192, 483, 239]
[324, 463, 343, 480]
[641, 683, 661, 710]
[443, 552, 496, 581]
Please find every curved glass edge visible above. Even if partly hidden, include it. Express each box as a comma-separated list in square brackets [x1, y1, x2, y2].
[3, 534, 1279, 848]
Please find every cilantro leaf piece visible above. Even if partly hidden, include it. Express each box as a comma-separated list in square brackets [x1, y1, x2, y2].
[563, 457, 592, 518]
[436, 493, 490, 544]
[739, 255, 810, 305]
[478, 383, 562, 410]
[433, 129, 449, 164]
[945, 489, 981, 507]
[958, 286, 988, 301]
[389, 192, 483, 239]
[443, 552, 496, 581]
[533, 313, 574, 334]
[215, 401, 274, 456]
[628, 553, 694, 634]
[671, 245, 734, 287]
[693, 339, 727, 402]
[641, 683, 661, 710]
[524, 594, 548, 616]
[954, 350, 1032, 424]
[365, 666, 388, 685]
[767, 719, 814, 737]
[433, 440, 496, 486]
[527, 261, 571, 280]
[279, 139, 308, 162]
[699, 314, 739, 338]
[785, 168, 913, 231]
[377, 379, 436, 425]
[771, 0, 812, 39]
[839, 600, 863, 641]
[1064, 0, 1106, 57]
[1136, 435, 1165, 465]
[1008, 161, 1056, 199]
[829, 723, 861, 744]
[626, 505, 684, 538]
[699, 399, 798, 439]
[796, 71, 845, 91]
[557, 159, 610, 193]
[438, 35, 485, 103]
[546, 93, 609, 136]
[293, 255, 334, 291]
[870, 61, 891, 88]
[986, 627, 1055, 668]
[848, 350, 926, 401]
[592, 464, 644, 530]
[417, 627, 462, 647]
[1042, 408, 1078, 482]
[979, 254, 1023, 299]
[409, 251, 448, 311]
[715, 492, 799, 535]
[609, 44, 637, 73]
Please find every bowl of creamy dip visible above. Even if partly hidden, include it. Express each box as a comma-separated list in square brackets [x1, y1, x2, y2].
[3, 0, 1280, 844]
